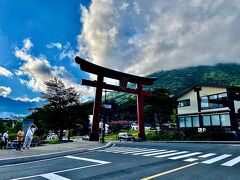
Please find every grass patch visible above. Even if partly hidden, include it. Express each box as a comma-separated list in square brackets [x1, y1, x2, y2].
[46, 138, 60, 144]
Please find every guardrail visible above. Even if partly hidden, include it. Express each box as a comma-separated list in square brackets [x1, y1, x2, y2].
[6, 140, 40, 149]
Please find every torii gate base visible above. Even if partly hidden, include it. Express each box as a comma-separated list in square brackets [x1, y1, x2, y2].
[75, 57, 156, 141]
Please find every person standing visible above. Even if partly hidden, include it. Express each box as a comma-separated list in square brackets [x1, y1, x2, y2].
[23, 124, 38, 149]
[16, 128, 24, 151]
[2, 131, 9, 149]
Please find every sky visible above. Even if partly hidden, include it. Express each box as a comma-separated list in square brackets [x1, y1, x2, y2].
[1, 0, 240, 105]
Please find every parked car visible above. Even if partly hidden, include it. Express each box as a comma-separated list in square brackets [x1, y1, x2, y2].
[82, 135, 90, 141]
[118, 133, 135, 141]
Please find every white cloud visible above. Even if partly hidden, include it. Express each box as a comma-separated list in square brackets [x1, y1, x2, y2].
[78, 0, 240, 76]
[15, 70, 24, 76]
[23, 38, 33, 50]
[46, 42, 62, 49]
[0, 86, 11, 97]
[0, 66, 13, 77]
[120, 2, 129, 10]
[15, 96, 42, 102]
[57, 42, 77, 63]
[14, 38, 94, 98]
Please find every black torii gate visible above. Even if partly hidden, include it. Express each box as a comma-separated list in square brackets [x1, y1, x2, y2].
[75, 56, 157, 141]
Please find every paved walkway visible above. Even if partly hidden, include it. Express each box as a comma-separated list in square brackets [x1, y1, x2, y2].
[0, 140, 106, 165]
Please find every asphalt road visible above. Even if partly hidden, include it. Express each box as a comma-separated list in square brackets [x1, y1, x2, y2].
[0, 142, 240, 180]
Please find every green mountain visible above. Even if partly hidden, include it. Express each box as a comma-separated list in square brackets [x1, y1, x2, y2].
[107, 63, 240, 102]
[150, 63, 240, 95]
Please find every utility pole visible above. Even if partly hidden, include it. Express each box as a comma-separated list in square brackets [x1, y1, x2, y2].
[102, 89, 111, 143]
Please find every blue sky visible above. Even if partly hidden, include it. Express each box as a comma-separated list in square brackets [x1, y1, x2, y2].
[0, 0, 240, 106]
[0, 0, 91, 102]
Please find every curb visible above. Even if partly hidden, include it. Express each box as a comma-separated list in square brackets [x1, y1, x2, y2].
[113, 140, 240, 144]
[150, 141, 240, 144]
[0, 142, 113, 166]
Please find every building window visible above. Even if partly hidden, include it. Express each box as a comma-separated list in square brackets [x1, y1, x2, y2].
[178, 99, 190, 107]
[220, 114, 231, 126]
[211, 115, 220, 126]
[192, 116, 200, 127]
[203, 116, 211, 126]
[185, 117, 192, 127]
[201, 96, 209, 110]
[178, 116, 199, 128]
[179, 117, 185, 127]
[201, 93, 228, 110]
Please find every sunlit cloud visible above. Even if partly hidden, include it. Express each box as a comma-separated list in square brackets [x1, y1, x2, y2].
[14, 38, 94, 98]
[78, 0, 240, 76]
[0, 66, 13, 77]
[15, 96, 42, 102]
[0, 86, 11, 97]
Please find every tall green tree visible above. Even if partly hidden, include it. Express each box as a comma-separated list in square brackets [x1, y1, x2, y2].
[41, 78, 80, 140]
[144, 88, 173, 129]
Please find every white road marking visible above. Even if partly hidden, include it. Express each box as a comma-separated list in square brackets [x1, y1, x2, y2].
[155, 151, 189, 158]
[198, 153, 216, 158]
[201, 154, 232, 164]
[169, 152, 202, 160]
[184, 158, 198, 162]
[143, 150, 177, 157]
[65, 155, 110, 164]
[41, 173, 70, 180]
[11, 164, 103, 180]
[132, 150, 166, 155]
[99, 148, 157, 154]
[221, 156, 240, 167]
[99, 149, 145, 154]
[12, 156, 111, 180]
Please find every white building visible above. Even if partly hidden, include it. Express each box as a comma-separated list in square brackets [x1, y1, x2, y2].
[176, 85, 240, 132]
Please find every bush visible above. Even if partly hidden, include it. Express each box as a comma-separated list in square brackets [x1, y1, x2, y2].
[33, 136, 41, 142]
[146, 132, 184, 141]
[46, 138, 60, 144]
[8, 133, 17, 141]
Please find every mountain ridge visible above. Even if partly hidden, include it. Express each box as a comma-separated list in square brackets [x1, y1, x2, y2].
[0, 96, 42, 117]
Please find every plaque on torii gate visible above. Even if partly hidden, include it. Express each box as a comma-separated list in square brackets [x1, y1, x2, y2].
[75, 56, 157, 141]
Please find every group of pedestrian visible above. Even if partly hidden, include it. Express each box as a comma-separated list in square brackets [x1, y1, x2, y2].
[1, 123, 37, 151]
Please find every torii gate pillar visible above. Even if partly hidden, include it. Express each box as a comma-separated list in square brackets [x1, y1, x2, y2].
[137, 83, 145, 139]
[90, 75, 103, 140]
[75, 57, 156, 141]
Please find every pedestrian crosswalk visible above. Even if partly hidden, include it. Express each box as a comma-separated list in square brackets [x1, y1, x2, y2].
[98, 146, 240, 167]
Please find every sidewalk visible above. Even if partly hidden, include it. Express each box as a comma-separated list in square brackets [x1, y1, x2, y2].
[0, 140, 107, 166]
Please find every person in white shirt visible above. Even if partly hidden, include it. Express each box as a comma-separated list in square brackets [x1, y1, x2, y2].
[23, 124, 38, 149]
[2, 131, 9, 149]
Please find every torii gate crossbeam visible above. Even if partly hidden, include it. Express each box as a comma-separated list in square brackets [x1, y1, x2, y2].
[75, 57, 157, 141]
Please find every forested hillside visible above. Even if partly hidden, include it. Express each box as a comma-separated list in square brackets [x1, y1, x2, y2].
[150, 63, 240, 95]
[107, 63, 240, 102]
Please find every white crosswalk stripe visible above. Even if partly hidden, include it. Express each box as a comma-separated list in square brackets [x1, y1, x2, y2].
[143, 150, 177, 157]
[98, 146, 240, 167]
[201, 154, 232, 164]
[132, 149, 166, 155]
[169, 152, 202, 160]
[41, 173, 70, 180]
[199, 153, 216, 158]
[184, 158, 198, 162]
[155, 151, 189, 158]
[99, 147, 157, 154]
[221, 156, 240, 167]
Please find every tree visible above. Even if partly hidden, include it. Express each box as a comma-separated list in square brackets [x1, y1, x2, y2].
[41, 78, 80, 140]
[144, 88, 173, 129]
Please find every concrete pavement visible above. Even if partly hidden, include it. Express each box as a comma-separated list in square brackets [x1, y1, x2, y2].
[0, 140, 109, 166]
